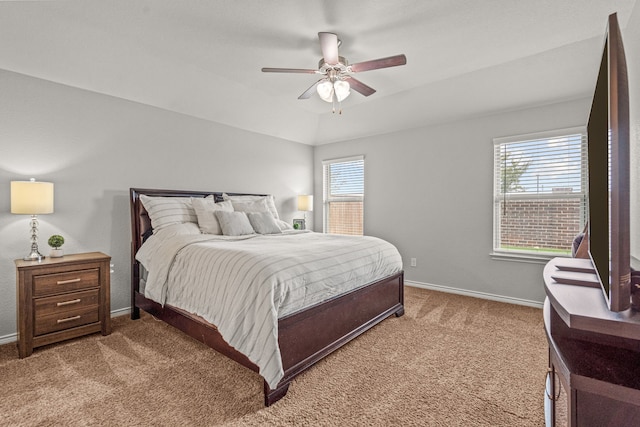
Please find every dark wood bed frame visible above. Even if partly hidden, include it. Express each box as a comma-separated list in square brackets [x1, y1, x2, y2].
[129, 188, 404, 406]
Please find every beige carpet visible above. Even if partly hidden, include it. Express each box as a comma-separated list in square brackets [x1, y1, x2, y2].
[0, 287, 547, 426]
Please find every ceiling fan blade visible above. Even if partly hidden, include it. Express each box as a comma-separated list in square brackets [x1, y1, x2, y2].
[349, 54, 407, 73]
[318, 32, 339, 65]
[262, 67, 319, 74]
[298, 78, 327, 99]
[347, 77, 376, 97]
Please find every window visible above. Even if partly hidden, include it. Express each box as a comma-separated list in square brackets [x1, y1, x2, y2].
[323, 156, 364, 235]
[493, 127, 587, 258]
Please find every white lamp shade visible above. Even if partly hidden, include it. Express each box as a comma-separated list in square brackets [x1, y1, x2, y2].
[316, 80, 351, 103]
[297, 195, 313, 212]
[316, 81, 334, 102]
[11, 181, 54, 214]
[333, 80, 351, 102]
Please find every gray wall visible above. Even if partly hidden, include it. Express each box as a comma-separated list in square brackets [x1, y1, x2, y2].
[314, 98, 593, 304]
[0, 70, 313, 340]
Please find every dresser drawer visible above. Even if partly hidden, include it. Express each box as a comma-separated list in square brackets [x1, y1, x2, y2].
[34, 305, 99, 336]
[33, 268, 99, 297]
[34, 289, 99, 318]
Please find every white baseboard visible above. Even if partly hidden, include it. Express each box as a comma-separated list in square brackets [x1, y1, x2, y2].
[0, 307, 133, 346]
[0, 333, 17, 346]
[111, 307, 132, 318]
[405, 280, 544, 309]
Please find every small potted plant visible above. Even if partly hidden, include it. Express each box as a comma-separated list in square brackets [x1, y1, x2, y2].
[47, 234, 65, 258]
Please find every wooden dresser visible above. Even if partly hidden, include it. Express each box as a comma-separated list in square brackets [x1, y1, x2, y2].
[543, 258, 640, 426]
[15, 252, 111, 358]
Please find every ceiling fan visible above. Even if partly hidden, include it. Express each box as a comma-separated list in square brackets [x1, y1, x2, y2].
[262, 32, 407, 112]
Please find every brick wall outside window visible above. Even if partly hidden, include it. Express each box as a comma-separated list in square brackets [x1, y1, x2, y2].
[499, 198, 582, 251]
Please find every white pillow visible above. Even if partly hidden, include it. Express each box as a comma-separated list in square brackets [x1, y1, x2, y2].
[247, 212, 282, 235]
[223, 193, 279, 219]
[140, 195, 197, 232]
[230, 198, 270, 215]
[153, 222, 202, 240]
[192, 198, 234, 235]
[214, 211, 255, 236]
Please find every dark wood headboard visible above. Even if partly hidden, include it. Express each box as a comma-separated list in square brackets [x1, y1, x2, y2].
[130, 188, 219, 254]
[129, 187, 267, 307]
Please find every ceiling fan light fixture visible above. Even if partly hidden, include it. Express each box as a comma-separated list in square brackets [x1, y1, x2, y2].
[334, 80, 350, 102]
[316, 79, 350, 103]
[316, 80, 335, 102]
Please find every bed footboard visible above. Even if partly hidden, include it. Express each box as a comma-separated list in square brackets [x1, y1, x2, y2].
[266, 271, 404, 405]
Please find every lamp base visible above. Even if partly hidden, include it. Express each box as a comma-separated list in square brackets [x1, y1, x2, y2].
[23, 251, 45, 262]
[23, 214, 45, 261]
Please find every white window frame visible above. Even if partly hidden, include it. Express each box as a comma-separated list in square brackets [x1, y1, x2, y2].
[322, 155, 365, 235]
[491, 126, 588, 263]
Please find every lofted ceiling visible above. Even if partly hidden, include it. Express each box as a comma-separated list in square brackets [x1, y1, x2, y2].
[0, 0, 636, 145]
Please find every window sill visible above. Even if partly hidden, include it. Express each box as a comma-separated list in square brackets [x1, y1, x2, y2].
[490, 251, 562, 264]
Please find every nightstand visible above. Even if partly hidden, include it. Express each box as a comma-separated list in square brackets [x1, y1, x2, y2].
[15, 252, 111, 358]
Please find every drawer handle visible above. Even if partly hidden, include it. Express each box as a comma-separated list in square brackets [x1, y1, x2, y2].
[57, 278, 82, 285]
[57, 315, 81, 324]
[545, 368, 562, 401]
[56, 298, 81, 307]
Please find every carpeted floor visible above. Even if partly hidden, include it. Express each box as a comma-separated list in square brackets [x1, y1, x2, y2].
[0, 286, 547, 426]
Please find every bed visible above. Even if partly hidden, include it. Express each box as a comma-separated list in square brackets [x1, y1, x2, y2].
[129, 188, 404, 405]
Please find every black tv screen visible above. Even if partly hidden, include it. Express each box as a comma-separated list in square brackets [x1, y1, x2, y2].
[587, 13, 631, 312]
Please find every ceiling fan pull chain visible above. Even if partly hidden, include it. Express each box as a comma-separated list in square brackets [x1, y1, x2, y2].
[331, 87, 336, 114]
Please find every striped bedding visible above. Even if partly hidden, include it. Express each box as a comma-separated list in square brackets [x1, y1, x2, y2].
[135, 230, 402, 389]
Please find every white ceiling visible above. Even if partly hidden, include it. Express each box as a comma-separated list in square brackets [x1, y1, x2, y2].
[0, 0, 636, 145]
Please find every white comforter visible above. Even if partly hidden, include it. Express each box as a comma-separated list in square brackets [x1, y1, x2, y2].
[135, 230, 402, 389]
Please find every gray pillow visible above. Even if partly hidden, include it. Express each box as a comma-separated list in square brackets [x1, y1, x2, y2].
[247, 212, 282, 235]
[214, 211, 255, 236]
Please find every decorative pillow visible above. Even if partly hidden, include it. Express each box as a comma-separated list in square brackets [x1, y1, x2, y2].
[214, 211, 255, 236]
[247, 212, 282, 235]
[192, 198, 234, 235]
[276, 219, 294, 231]
[140, 195, 197, 232]
[222, 193, 279, 219]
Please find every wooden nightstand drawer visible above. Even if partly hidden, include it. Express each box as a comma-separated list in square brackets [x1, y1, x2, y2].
[34, 305, 99, 336]
[34, 289, 99, 318]
[33, 268, 99, 297]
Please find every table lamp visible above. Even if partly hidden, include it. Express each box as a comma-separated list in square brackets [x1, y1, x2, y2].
[297, 194, 313, 223]
[11, 179, 54, 261]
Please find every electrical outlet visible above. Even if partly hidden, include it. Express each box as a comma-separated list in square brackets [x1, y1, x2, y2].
[410, 258, 417, 267]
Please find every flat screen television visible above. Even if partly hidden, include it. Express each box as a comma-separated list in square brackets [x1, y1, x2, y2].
[587, 12, 631, 312]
